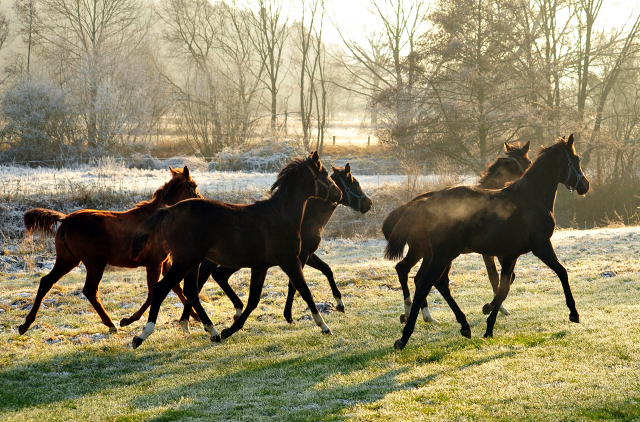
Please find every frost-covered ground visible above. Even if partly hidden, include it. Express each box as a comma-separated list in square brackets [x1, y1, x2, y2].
[0, 163, 476, 198]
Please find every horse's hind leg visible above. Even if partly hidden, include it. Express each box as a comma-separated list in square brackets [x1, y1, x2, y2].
[18, 250, 79, 335]
[483, 255, 510, 316]
[414, 261, 439, 324]
[434, 266, 471, 338]
[306, 253, 344, 313]
[211, 266, 243, 320]
[396, 246, 422, 324]
[120, 263, 162, 327]
[181, 266, 220, 341]
[82, 262, 116, 333]
[133, 263, 195, 348]
[221, 267, 268, 340]
[484, 255, 518, 338]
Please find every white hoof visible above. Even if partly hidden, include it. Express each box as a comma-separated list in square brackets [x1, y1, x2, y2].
[422, 308, 440, 324]
[179, 320, 190, 334]
[499, 305, 510, 316]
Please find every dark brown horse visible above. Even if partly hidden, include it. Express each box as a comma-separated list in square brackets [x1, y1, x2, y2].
[19, 166, 201, 335]
[383, 141, 531, 324]
[386, 135, 589, 349]
[182, 163, 373, 332]
[129, 152, 342, 348]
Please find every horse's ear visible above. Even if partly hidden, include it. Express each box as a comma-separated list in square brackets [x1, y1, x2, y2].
[311, 151, 320, 163]
[504, 142, 514, 153]
[331, 164, 337, 172]
[345, 163, 351, 174]
[567, 134, 574, 149]
[183, 165, 190, 179]
[169, 166, 177, 175]
[522, 141, 530, 153]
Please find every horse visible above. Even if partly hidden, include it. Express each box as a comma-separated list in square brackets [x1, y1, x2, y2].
[385, 135, 589, 350]
[383, 141, 531, 324]
[181, 163, 373, 332]
[129, 151, 343, 348]
[18, 166, 201, 335]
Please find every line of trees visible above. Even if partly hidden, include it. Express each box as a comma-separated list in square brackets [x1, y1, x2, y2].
[0, 0, 639, 197]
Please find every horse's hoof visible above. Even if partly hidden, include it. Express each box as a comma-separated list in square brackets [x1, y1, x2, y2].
[483, 332, 493, 339]
[423, 316, 440, 324]
[120, 317, 131, 327]
[336, 304, 345, 313]
[322, 328, 332, 335]
[284, 314, 293, 324]
[109, 326, 118, 334]
[394, 339, 406, 350]
[18, 325, 27, 335]
[400, 314, 408, 324]
[570, 314, 580, 323]
[233, 315, 240, 322]
[211, 334, 221, 343]
[499, 305, 510, 316]
[132, 336, 144, 349]
[220, 328, 231, 340]
[461, 328, 471, 338]
[179, 320, 190, 334]
[482, 303, 494, 315]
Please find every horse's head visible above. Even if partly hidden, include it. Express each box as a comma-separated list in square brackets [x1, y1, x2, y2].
[306, 151, 342, 204]
[561, 134, 590, 195]
[504, 141, 532, 173]
[164, 165, 202, 205]
[331, 163, 372, 213]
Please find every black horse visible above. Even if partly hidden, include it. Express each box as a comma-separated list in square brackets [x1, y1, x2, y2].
[130, 152, 342, 348]
[383, 142, 531, 324]
[182, 164, 373, 332]
[386, 135, 589, 349]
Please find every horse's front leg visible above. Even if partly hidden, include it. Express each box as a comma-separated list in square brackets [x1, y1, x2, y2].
[220, 267, 268, 340]
[434, 265, 470, 338]
[305, 253, 344, 313]
[484, 255, 518, 338]
[280, 259, 331, 335]
[533, 241, 579, 323]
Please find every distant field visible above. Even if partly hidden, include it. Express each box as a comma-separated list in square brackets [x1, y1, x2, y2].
[1, 228, 640, 421]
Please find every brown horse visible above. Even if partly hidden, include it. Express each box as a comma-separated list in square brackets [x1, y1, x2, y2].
[386, 135, 589, 349]
[383, 141, 531, 324]
[19, 166, 201, 335]
[130, 152, 342, 348]
[184, 163, 373, 331]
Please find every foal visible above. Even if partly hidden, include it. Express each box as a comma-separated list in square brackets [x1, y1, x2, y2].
[383, 142, 531, 323]
[19, 166, 201, 334]
[185, 163, 373, 329]
[130, 152, 342, 348]
[386, 135, 589, 349]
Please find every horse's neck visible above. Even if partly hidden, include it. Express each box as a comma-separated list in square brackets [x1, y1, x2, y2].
[304, 199, 337, 230]
[517, 151, 561, 213]
[133, 193, 168, 217]
[278, 187, 315, 229]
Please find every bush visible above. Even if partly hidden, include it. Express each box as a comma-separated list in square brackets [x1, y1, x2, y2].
[0, 76, 78, 164]
[209, 139, 307, 172]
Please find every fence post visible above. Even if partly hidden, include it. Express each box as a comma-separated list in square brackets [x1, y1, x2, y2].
[368, 135, 370, 146]
[333, 136, 336, 146]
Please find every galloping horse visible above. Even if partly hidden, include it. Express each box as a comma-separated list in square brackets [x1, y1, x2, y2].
[386, 135, 589, 349]
[19, 166, 201, 334]
[383, 142, 531, 324]
[130, 152, 342, 348]
[183, 163, 373, 331]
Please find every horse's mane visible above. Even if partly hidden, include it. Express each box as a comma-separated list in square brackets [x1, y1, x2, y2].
[506, 138, 568, 191]
[271, 155, 319, 194]
[478, 158, 518, 185]
[134, 172, 185, 210]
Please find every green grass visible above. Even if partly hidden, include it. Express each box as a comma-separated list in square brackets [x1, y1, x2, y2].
[2, 229, 640, 421]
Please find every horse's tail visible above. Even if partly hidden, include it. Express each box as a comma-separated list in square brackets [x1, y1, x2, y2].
[382, 204, 409, 241]
[24, 208, 67, 235]
[384, 201, 426, 261]
[131, 208, 171, 261]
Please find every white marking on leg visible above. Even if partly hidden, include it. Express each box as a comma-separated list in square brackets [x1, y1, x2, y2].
[203, 324, 219, 340]
[499, 304, 511, 315]
[422, 307, 440, 324]
[335, 297, 344, 308]
[235, 308, 243, 319]
[312, 312, 330, 332]
[179, 320, 190, 334]
[404, 297, 412, 317]
[138, 322, 155, 340]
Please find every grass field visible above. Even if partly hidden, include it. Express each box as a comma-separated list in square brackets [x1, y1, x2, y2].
[1, 228, 640, 421]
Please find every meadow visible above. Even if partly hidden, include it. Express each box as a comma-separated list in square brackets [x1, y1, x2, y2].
[1, 228, 640, 421]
